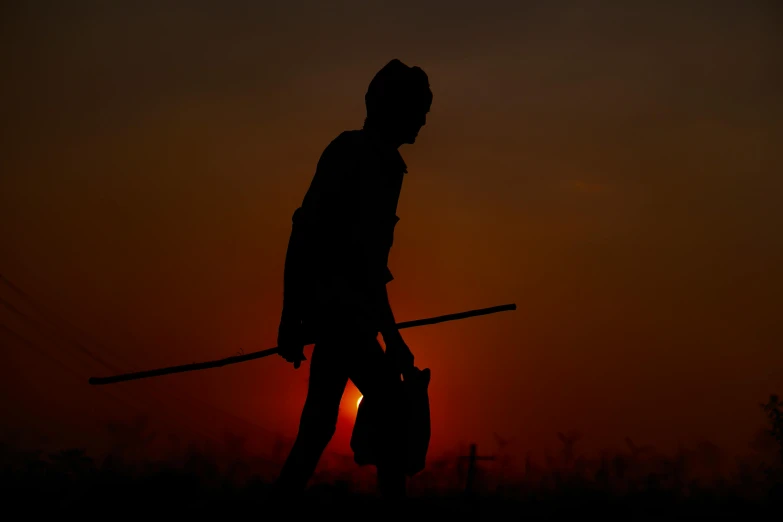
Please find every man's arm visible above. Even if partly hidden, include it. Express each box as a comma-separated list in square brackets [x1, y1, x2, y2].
[278, 210, 309, 368]
[278, 133, 362, 367]
[372, 284, 414, 374]
[375, 284, 400, 343]
[280, 210, 306, 321]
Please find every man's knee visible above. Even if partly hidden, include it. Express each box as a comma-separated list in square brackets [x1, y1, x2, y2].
[298, 412, 338, 448]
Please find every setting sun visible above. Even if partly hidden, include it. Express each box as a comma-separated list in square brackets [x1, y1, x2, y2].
[357, 396, 363, 409]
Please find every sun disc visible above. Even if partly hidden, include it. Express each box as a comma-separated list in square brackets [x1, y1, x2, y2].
[357, 396, 363, 409]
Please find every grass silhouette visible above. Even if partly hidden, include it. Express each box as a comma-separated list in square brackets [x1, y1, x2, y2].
[2, 395, 781, 518]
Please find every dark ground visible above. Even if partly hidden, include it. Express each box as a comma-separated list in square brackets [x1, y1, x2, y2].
[4, 396, 782, 519]
[2, 446, 780, 520]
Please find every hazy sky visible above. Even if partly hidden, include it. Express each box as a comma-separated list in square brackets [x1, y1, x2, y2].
[1, 1, 781, 461]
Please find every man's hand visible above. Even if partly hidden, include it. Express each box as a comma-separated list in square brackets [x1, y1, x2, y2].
[277, 316, 307, 369]
[384, 333, 414, 376]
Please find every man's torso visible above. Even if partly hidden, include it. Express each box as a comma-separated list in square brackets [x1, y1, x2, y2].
[293, 129, 407, 325]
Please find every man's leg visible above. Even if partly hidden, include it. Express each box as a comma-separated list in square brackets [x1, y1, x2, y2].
[275, 341, 348, 496]
[348, 336, 407, 499]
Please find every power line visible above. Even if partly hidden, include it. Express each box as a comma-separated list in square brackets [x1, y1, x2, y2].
[0, 274, 249, 443]
[0, 277, 209, 441]
[0, 274, 127, 373]
[0, 272, 278, 439]
[0, 322, 150, 423]
[1, 323, 88, 383]
[0, 321, 219, 444]
[0, 296, 107, 377]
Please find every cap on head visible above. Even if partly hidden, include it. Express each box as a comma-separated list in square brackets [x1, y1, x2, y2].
[365, 59, 432, 121]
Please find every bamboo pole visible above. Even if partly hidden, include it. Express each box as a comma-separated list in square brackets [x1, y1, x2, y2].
[88, 303, 516, 386]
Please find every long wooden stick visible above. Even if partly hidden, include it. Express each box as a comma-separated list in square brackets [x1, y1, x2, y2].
[88, 303, 516, 385]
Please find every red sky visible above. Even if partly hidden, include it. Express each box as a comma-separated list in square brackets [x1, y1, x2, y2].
[1, 1, 782, 463]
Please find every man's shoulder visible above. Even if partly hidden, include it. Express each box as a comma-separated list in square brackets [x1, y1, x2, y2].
[304, 131, 366, 205]
[314, 131, 372, 177]
[324, 129, 368, 155]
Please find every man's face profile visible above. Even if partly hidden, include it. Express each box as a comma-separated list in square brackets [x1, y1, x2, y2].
[396, 106, 430, 145]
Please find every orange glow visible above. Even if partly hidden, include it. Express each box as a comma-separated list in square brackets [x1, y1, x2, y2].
[1, 3, 780, 464]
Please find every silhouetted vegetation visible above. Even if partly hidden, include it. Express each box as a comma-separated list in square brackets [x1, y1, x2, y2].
[2, 396, 781, 518]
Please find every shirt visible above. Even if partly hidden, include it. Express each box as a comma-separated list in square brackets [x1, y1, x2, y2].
[284, 128, 407, 322]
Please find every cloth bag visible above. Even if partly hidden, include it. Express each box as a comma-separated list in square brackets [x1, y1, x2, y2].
[350, 366, 431, 476]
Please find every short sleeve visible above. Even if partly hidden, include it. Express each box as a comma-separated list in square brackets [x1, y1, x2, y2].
[382, 266, 394, 284]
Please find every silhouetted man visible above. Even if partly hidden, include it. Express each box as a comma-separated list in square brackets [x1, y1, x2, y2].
[274, 59, 432, 500]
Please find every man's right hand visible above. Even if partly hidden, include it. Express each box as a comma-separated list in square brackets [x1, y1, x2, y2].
[385, 333, 415, 377]
[277, 316, 307, 369]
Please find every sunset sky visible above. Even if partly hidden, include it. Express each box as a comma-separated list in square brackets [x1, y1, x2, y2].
[1, 1, 781, 463]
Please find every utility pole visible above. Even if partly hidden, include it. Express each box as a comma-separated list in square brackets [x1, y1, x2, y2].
[459, 443, 495, 496]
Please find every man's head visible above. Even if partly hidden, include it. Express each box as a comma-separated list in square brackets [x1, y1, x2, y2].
[364, 59, 432, 146]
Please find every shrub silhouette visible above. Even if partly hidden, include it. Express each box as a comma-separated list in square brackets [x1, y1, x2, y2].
[761, 395, 783, 464]
[2, 395, 781, 516]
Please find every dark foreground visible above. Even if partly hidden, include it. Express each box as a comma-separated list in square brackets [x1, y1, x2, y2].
[3, 455, 780, 520]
